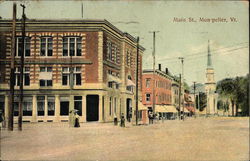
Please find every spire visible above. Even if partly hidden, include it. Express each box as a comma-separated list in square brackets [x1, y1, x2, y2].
[207, 40, 212, 68]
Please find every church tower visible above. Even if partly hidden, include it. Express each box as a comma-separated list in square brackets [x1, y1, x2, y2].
[205, 40, 217, 115]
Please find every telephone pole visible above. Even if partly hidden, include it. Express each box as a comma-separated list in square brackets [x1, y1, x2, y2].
[193, 81, 196, 118]
[178, 74, 181, 120]
[149, 31, 159, 123]
[8, 3, 16, 131]
[178, 57, 184, 121]
[18, 4, 26, 131]
[135, 37, 139, 126]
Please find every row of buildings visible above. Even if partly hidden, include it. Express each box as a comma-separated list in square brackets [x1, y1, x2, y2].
[0, 19, 195, 124]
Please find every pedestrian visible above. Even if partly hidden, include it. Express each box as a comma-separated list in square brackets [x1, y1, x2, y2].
[0, 110, 3, 128]
[149, 111, 153, 124]
[120, 113, 125, 127]
[114, 115, 118, 126]
[74, 111, 80, 128]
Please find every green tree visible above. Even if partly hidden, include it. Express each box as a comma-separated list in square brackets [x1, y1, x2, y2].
[216, 74, 249, 116]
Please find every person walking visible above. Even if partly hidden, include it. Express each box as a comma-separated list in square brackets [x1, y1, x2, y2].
[74, 111, 80, 128]
[120, 113, 125, 127]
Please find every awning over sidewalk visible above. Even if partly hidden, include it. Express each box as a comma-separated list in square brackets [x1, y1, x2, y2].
[155, 105, 178, 113]
[138, 102, 147, 110]
[165, 105, 178, 113]
[127, 79, 135, 86]
[155, 105, 168, 113]
[107, 74, 122, 84]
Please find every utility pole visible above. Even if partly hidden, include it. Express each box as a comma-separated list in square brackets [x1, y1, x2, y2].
[178, 57, 184, 121]
[135, 37, 139, 126]
[193, 81, 196, 118]
[18, 4, 26, 131]
[197, 92, 200, 117]
[150, 31, 159, 124]
[8, 3, 16, 131]
[178, 74, 181, 120]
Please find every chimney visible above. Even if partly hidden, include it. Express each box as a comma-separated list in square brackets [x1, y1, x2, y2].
[165, 68, 168, 74]
[158, 64, 161, 71]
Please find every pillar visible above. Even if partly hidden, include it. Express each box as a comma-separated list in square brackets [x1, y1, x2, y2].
[82, 94, 86, 122]
[69, 95, 74, 127]
[32, 95, 37, 122]
[44, 95, 48, 120]
[55, 95, 60, 122]
[4, 95, 9, 126]
[99, 94, 103, 122]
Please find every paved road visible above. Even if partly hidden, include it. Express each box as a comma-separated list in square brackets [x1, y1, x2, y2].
[0, 117, 249, 160]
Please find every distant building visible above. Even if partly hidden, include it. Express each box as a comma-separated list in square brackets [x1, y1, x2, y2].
[205, 40, 218, 115]
[0, 19, 145, 123]
[142, 64, 178, 120]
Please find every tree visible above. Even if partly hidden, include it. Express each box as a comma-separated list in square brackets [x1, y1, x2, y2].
[216, 74, 249, 116]
[198, 92, 207, 112]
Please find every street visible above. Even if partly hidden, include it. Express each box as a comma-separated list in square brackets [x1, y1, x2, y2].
[0, 117, 249, 161]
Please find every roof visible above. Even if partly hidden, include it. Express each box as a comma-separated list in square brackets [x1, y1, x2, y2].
[0, 19, 145, 51]
[142, 69, 173, 80]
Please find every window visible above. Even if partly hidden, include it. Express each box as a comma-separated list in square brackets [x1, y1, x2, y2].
[63, 37, 82, 56]
[14, 67, 30, 86]
[107, 42, 112, 60]
[146, 78, 151, 88]
[126, 51, 129, 66]
[23, 96, 32, 116]
[60, 96, 69, 116]
[14, 67, 20, 86]
[108, 82, 113, 88]
[40, 37, 53, 56]
[109, 97, 112, 116]
[62, 67, 82, 86]
[114, 97, 117, 115]
[74, 67, 81, 85]
[74, 96, 82, 116]
[126, 50, 132, 67]
[146, 94, 151, 102]
[37, 96, 45, 116]
[39, 67, 52, 87]
[48, 96, 55, 116]
[115, 83, 119, 89]
[114, 46, 119, 63]
[24, 67, 30, 86]
[16, 37, 31, 57]
[62, 67, 70, 86]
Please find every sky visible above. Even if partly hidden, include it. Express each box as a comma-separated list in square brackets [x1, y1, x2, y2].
[0, 0, 249, 86]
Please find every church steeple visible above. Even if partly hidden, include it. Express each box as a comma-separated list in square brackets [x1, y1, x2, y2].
[207, 40, 212, 68]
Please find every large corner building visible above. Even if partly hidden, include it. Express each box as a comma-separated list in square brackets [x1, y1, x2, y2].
[0, 19, 145, 123]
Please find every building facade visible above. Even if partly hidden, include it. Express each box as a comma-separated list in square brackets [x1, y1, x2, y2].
[0, 19, 144, 123]
[142, 64, 177, 119]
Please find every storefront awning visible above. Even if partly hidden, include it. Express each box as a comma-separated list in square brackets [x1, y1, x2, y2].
[127, 79, 135, 86]
[165, 105, 178, 113]
[139, 102, 147, 110]
[107, 74, 122, 84]
[155, 105, 168, 113]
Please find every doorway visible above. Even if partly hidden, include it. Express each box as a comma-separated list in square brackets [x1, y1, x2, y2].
[126, 98, 132, 121]
[86, 95, 99, 121]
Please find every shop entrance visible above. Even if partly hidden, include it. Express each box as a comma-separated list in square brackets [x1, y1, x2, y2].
[86, 95, 99, 121]
[126, 98, 132, 122]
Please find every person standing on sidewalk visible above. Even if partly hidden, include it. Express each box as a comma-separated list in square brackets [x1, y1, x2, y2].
[74, 111, 80, 128]
[120, 113, 125, 127]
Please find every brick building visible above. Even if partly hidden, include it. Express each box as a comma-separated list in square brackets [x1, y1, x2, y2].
[142, 64, 178, 120]
[0, 19, 144, 123]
